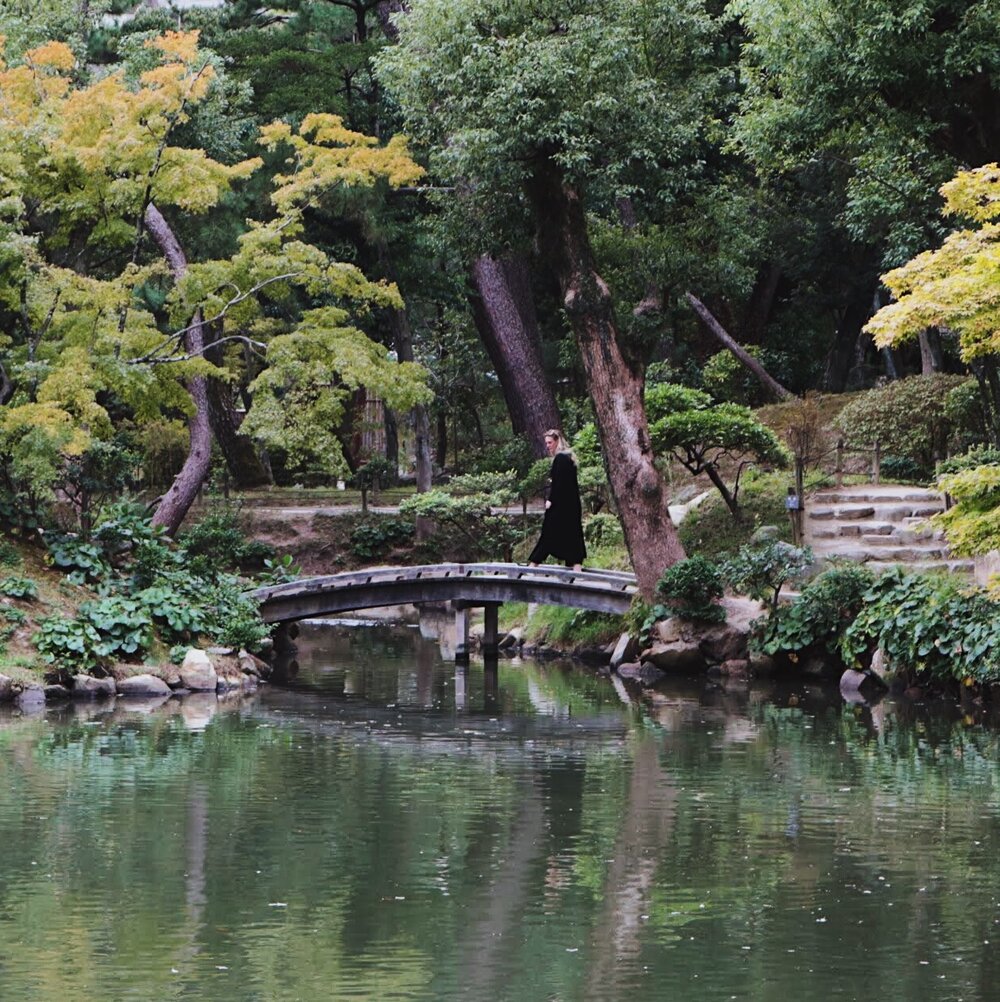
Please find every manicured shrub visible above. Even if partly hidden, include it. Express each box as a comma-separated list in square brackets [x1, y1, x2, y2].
[655, 555, 725, 623]
[835, 374, 975, 472]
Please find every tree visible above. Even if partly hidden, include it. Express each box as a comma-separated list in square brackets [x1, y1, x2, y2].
[0, 31, 431, 533]
[646, 384, 789, 520]
[378, 0, 723, 596]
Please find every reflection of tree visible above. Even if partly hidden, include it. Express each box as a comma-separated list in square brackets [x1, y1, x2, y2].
[584, 737, 677, 1000]
[458, 779, 546, 993]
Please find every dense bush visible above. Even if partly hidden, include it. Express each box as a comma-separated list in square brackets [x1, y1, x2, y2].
[655, 555, 725, 623]
[702, 347, 795, 406]
[179, 505, 274, 573]
[840, 568, 1000, 683]
[936, 446, 1000, 477]
[583, 513, 624, 548]
[756, 563, 876, 657]
[835, 374, 975, 473]
[934, 464, 1000, 556]
[879, 454, 928, 483]
[350, 518, 415, 561]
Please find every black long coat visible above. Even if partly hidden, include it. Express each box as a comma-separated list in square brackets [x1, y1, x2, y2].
[528, 452, 587, 566]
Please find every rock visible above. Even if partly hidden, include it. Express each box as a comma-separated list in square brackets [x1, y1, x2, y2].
[498, 628, 523, 650]
[616, 661, 643, 679]
[750, 525, 781, 543]
[72, 674, 117, 699]
[118, 674, 172, 697]
[162, 666, 182, 688]
[241, 674, 259, 692]
[652, 617, 693, 645]
[641, 640, 705, 674]
[840, 668, 887, 703]
[869, 648, 890, 680]
[749, 653, 777, 678]
[609, 632, 638, 670]
[238, 650, 271, 679]
[15, 684, 46, 709]
[0, 673, 12, 703]
[719, 659, 751, 679]
[179, 649, 218, 691]
[206, 646, 235, 656]
[45, 684, 71, 701]
[215, 671, 243, 692]
[698, 624, 748, 665]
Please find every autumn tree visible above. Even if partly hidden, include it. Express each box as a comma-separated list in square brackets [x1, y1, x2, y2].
[0, 31, 430, 533]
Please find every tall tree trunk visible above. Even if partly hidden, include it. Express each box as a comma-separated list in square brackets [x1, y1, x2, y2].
[739, 262, 782, 345]
[469, 253, 561, 456]
[145, 203, 214, 536]
[685, 292, 793, 401]
[203, 337, 272, 489]
[527, 161, 684, 598]
[376, 0, 557, 460]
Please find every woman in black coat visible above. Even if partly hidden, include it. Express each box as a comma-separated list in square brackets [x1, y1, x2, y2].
[528, 429, 587, 570]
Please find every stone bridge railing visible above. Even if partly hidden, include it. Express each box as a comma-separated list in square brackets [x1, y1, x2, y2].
[249, 563, 638, 661]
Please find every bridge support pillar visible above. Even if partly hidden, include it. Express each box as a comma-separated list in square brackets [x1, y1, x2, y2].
[453, 604, 470, 663]
[482, 603, 501, 657]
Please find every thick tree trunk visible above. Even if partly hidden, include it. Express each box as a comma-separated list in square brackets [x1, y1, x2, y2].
[469, 253, 561, 456]
[144, 203, 214, 536]
[527, 162, 684, 598]
[739, 262, 782, 345]
[685, 292, 793, 402]
[202, 346, 272, 488]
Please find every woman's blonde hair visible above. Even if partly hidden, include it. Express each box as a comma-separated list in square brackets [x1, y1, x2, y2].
[544, 429, 576, 463]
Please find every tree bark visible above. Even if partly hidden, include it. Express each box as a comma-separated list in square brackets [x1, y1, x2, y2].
[375, 0, 408, 39]
[144, 203, 214, 536]
[469, 253, 561, 456]
[685, 292, 793, 401]
[203, 337, 272, 488]
[527, 161, 684, 598]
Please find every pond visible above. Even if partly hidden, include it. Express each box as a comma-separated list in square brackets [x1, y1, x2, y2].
[1, 620, 999, 1001]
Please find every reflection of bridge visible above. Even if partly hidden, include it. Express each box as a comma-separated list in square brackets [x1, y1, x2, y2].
[250, 563, 637, 661]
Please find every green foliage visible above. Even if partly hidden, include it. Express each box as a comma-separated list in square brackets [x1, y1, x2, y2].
[135, 581, 208, 640]
[519, 459, 553, 504]
[934, 464, 1000, 557]
[466, 439, 535, 479]
[723, 540, 813, 616]
[349, 519, 415, 562]
[34, 616, 103, 672]
[179, 506, 273, 574]
[78, 596, 152, 659]
[936, 446, 1000, 477]
[702, 347, 794, 406]
[204, 579, 270, 652]
[0, 540, 22, 567]
[0, 576, 38, 600]
[834, 374, 974, 473]
[679, 471, 797, 557]
[260, 554, 301, 584]
[400, 478, 523, 562]
[569, 425, 610, 513]
[757, 563, 876, 657]
[840, 568, 1000, 683]
[878, 455, 927, 484]
[650, 389, 789, 518]
[655, 555, 725, 623]
[45, 535, 111, 585]
[583, 513, 624, 549]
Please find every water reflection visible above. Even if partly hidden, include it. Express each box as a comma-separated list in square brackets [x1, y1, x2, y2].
[2, 624, 1000, 1000]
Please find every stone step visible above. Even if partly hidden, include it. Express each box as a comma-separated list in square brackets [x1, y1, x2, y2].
[815, 545, 949, 562]
[810, 489, 944, 505]
[855, 535, 945, 550]
[807, 503, 945, 522]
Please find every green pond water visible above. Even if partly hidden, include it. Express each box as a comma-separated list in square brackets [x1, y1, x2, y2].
[2, 621, 1000, 1001]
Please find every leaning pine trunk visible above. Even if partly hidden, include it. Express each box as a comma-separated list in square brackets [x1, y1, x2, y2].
[527, 162, 685, 599]
[470, 253, 561, 457]
[145, 203, 214, 536]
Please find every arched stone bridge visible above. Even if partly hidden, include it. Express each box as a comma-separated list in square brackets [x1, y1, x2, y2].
[249, 563, 638, 660]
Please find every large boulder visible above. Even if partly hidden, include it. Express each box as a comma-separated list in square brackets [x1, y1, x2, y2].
[72, 674, 117, 699]
[698, 624, 749, 664]
[118, 674, 171, 697]
[179, 649, 218, 691]
[640, 640, 705, 674]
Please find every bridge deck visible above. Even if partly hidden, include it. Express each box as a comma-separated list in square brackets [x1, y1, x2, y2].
[251, 562, 639, 624]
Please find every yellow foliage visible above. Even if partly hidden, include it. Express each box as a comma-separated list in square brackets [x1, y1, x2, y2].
[24, 41, 75, 71]
[0, 402, 91, 456]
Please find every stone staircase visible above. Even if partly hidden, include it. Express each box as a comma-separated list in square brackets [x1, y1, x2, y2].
[803, 484, 974, 575]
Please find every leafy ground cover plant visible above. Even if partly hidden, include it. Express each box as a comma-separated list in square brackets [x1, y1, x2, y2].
[839, 568, 1000, 684]
[755, 562, 876, 657]
[723, 539, 813, 622]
